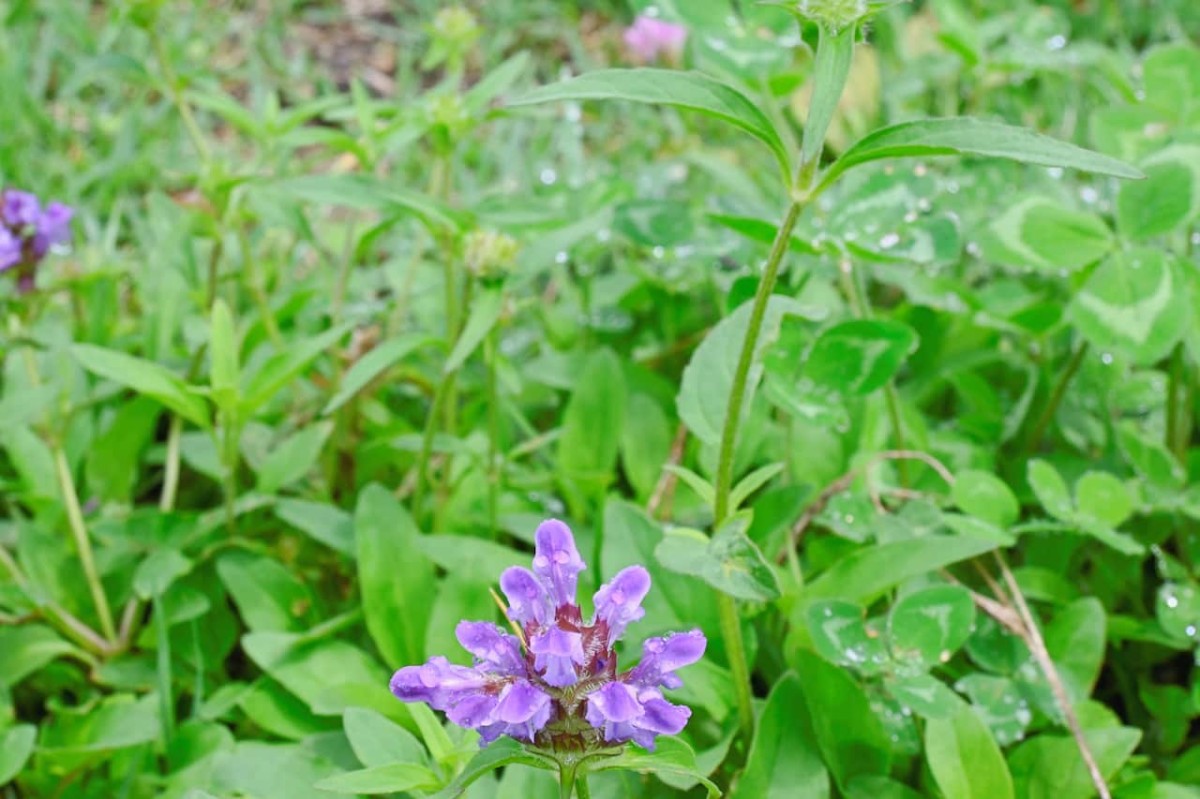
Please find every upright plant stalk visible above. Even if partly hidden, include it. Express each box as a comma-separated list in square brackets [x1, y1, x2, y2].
[710, 20, 856, 745]
[1025, 340, 1089, 454]
[54, 446, 117, 641]
[485, 329, 501, 537]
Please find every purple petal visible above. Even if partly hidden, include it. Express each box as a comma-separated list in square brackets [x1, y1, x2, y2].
[500, 566, 551, 627]
[627, 629, 706, 689]
[2, 190, 40, 228]
[593, 565, 651, 644]
[529, 626, 584, 687]
[494, 681, 550, 724]
[493, 681, 552, 743]
[32, 202, 72, 256]
[390, 656, 487, 711]
[586, 681, 643, 725]
[532, 519, 585, 609]
[0, 228, 21, 271]
[446, 692, 497, 729]
[455, 621, 525, 676]
[637, 695, 691, 735]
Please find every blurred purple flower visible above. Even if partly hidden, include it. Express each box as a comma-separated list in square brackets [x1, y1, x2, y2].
[390, 518, 705, 752]
[624, 15, 687, 63]
[0, 188, 74, 292]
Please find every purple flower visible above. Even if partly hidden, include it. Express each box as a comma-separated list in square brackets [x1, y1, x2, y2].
[623, 15, 687, 63]
[0, 188, 74, 292]
[389, 518, 705, 752]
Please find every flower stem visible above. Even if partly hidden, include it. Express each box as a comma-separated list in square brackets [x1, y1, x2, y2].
[575, 772, 592, 799]
[717, 590, 755, 739]
[559, 760, 579, 799]
[485, 329, 501, 537]
[712, 199, 803, 526]
[53, 445, 117, 641]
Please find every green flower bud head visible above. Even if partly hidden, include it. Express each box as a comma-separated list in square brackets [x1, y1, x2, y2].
[424, 7, 482, 71]
[464, 230, 519, 279]
[785, 0, 907, 30]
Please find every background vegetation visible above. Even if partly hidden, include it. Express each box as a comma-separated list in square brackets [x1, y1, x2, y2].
[1, 0, 1199, 796]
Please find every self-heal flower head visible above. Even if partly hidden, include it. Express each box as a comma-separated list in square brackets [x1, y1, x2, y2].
[623, 15, 687, 63]
[390, 518, 705, 753]
[0, 187, 74, 293]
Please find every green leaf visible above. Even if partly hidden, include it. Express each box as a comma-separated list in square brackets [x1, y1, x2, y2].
[322, 334, 434, 415]
[510, 69, 790, 176]
[1073, 472, 1133, 528]
[444, 289, 504, 374]
[845, 776, 926, 799]
[663, 464, 715, 508]
[0, 724, 36, 785]
[1069, 249, 1188, 365]
[557, 348, 626, 490]
[1044, 598, 1107, 699]
[241, 633, 392, 718]
[343, 707, 427, 769]
[71, 344, 209, 427]
[804, 319, 918, 396]
[1116, 145, 1200, 239]
[591, 736, 720, 798]
[133, 548, 193, 599]
[806, 600, 888, 674]
[804, 535, 999, 605]
[427, 738, 555, 799]
[240, 325, 352, 413]
[729, 462, 786, 513]
[980, 197, 1113, 273]
[354, 485, 436, 666]
[1026, 460, 1073, 521]
[655, 516, 781, 601]
[619, 394, 673, 498]
[261, 174, 461, 230]
[801, 23, 856, 165]
[0, 626, 78, 688]
[678, 295, 825, 446]
[888, 673, 961, 719]
[254, 422, 333, 494]
[795, 650, 891, 790]
[1008, 726, 1142, 799]
[314, 763, 441, 794]
[732, 672, 830, 798]
[275, 498, 356, 556]
[953, 470, 1020, 528]
[819, 117, 1143, 192]
[209, 299, 240, 407]
[924, 699, 1015, 799]
[887, 585, 976, 668]
[216, 551, 314, 633]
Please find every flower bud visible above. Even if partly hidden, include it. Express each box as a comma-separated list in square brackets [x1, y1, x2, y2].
[464, 229, 519, 279]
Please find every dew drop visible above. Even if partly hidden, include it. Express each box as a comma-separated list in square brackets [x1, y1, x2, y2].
[1046, 34, 1067, 50]
[1047, 167, 1064, 179]
[652, 245, 665, 259]
[555, 251, 568, 264]
[879, 232, 900, 249]
[539, 167, 558, 185]
[1100, 352, 1114, 365]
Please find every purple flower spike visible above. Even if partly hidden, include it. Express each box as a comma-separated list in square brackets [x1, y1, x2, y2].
[2, 190, 40, 228]
[593, 565, 651, 645]
[500, 566, 551, 627]
[0, 228, 20, 272]
[390, 518, 704, 753]
[533, 519, 585, 608]
[529, 626, 585, 687]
